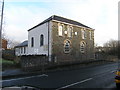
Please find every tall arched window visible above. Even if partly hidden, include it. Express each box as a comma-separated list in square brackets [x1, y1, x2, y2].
[40, 34, 44, 46]
[58, 25, 63, 36]
[80, 41, 86, 53]
[89, 31, 92, 40]
[31, 37, 34, 47]
[81, 29, 86, 39]
[67, 26, 73, 37]
[64, 40, 71, 53]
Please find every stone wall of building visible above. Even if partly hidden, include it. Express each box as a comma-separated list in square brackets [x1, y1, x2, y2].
[51, 21, 94, 63]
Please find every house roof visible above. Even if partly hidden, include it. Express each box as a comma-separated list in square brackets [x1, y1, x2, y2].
[15, 40, 28, 48]
[28, 15, 93, 31]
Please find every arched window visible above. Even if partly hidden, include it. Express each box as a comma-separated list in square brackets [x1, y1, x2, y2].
[64, 40, 71, 53]
[58, 25, 63, 36]
[31, 37, 34, 47]
[67, 26, 73, 37]
[89, 31, 92, 40]
[81, 29, 86, 39]
[80, 41, 86, 53]
[40, 34, 44, 46]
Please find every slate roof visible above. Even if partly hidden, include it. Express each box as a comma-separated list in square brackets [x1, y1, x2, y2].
[15, 40, 28, 48]
[28, 15, 93, 31]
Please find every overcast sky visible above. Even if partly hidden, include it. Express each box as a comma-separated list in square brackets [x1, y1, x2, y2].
[2, 0, 119, 46]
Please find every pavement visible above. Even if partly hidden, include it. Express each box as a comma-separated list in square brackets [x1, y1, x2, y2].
[1, 69, 45, 80]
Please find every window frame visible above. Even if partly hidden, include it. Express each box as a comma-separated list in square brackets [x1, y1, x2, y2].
[24, 47, 26, 54]
[21, 47, 23, 54]
[67, 25, 73, 37]
[64, 40, 71, 53]
[89, 31, 92, 40]
[81, 29, 86, 39]
[58, 23, 64, 36]
[80, 41, 86, 54]
[31, 37, 34, 47]
[40, 34, 44, 46]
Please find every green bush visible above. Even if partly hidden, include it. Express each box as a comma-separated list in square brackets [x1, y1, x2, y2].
[1, 59, 20, 70]
[2, 49, 15, 61]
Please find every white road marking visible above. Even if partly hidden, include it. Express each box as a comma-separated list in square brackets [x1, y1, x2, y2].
[1, 74, 48, 83]
[110, 70, 116, 73]
[56, 78, 93, 90]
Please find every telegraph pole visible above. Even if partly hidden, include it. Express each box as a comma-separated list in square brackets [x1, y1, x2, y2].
[0, 0, 4, 59]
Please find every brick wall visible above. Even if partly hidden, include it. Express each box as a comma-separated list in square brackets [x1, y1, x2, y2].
[2, 39, 7, 49]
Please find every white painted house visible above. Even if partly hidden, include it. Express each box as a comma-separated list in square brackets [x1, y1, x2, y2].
[15, 40, 28, 56]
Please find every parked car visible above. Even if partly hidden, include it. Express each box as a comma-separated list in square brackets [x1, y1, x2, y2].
[115, 69, 120, 88]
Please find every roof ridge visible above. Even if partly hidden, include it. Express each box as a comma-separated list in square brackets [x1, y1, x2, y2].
[28, 15, 94, 31]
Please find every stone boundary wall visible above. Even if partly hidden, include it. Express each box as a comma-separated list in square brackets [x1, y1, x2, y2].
[19, 55, 117, 71]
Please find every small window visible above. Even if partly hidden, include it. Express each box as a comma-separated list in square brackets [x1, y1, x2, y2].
[75, 32, 77, 35]
[64, 40, 71, 53]
[67, 26, 73, 37]
[80, 41, 86, 53]
[31, 37, 34, 47]
[58, 24, 63, 36]
[40, 34, 44, 46]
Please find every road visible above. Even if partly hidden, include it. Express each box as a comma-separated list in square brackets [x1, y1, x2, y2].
[2, 62, 118, 89]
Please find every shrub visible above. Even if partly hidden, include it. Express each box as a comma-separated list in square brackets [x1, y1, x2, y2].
[2, 49, 15, 61]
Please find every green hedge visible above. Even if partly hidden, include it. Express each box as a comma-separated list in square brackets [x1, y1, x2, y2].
[2, 49, 15, 61]
[1, 59, 20, 70]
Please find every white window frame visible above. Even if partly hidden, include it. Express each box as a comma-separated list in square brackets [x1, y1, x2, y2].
[21, 47, 23, 54]
[67, 26, 73, 37]
[89, 31, 92, 40]
[24, 47, 26, 54]
[58, 23, 64, 36]
[81, 29, 86, 39]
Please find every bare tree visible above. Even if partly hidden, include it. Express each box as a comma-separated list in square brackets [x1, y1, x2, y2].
[103, 39, 118, 55]
[6, 38, 20, 49]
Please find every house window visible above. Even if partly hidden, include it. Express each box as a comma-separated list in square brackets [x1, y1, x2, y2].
[31, 37, 34, 47]
[58, 24, 63, 36]
[24, 47, 26, 54]
[17, 48, 20, 54]
[67, 26, 73, 37]
[80, 41, 86, 53]
[64, 40, 71, 53]
[81, 29, 86, 39]
[21, 47, 23, 54]
[92, 31, 94, 39]
[40, 34, 44, 46]
[89, 31, 92, 40]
